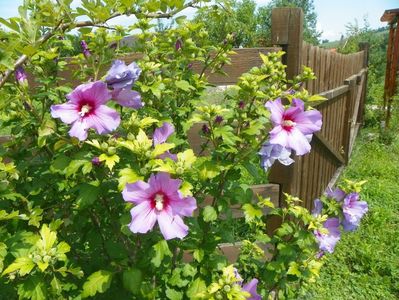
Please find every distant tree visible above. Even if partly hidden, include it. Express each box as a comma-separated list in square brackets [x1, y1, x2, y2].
[194, 0, 321, 47]
[193, 0, 258, 47]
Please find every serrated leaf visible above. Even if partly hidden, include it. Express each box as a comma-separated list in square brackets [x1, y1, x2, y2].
[175, 80, 194, 91]
[152, 143, 175, 157]
[151, 240, 172, 267]
[242, 203, 263, 222]
[0, 243, 7, 273]
[287, 262, 301, 277]
[139, 117, 158, 128]
[166, 287, 183, 300]
[202, 206, 217, 222]
[38, 224, 57, 252]
[186, 278, 206, 299]
[2, 256, 35, 276]
[193, 249, 204, 263]
[118, 168, 142, 191]
[76, 183, 100, 209]
[17, 276, 47, 300]
[99, 154, 119, 171]
[81, 270, 113, 298]
[122, 268, 142, 295]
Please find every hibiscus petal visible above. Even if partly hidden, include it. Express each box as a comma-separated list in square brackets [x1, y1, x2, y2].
[265, 98, 284, 125]
[85, 105, 120, 134]
[112, 89, 143, 108]
[51, 103, 79, 124]
[82, 81, 111, 105]
[170, 194, 197, 217]
[294, 109, 322, 134]
[122, 181, 151, 204]
[129, 202, 157, 234]
[69, 119, 88, 141]
[242, 278, 262, 300]
[153, 122, 175, 145]
[157, 209, 188, 240]
[287, 127, 311, 155]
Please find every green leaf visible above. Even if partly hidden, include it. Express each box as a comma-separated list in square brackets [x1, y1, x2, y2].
[17, 276, 47, 300]
[242, 203, 263, 222]
[99, 154, 119, 171]
[186, 278, 206, 299]
[175, 80, 194, 91]
[76, 183, 100, 209]
[151, 240, 172, 267]
[193, 249, 204, 263]
[166, 287, 183, 300]
[122, 268, 142, 295]
[38, 224, 57, 251]
[199, 161, 220, 180]
[139, 117, 159, 128]
[202, 206, 217, 222]
[287, 262, 302, 277]
[308, 94, 327, 102]
[152, 143, 175, 157]
[118, 168, 142, 191]
[0, 243, 7, 273]
[2, 256, 35, 276]
[81, 270, 113, 298]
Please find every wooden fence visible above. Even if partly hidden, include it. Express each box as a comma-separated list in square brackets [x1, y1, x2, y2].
[188, 7, 368, 213]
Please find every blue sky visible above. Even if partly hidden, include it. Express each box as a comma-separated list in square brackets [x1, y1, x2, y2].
[0, 0, 398, 41]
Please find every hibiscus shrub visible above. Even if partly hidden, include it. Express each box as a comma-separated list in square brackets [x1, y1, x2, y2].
[0, 1, 368, 299]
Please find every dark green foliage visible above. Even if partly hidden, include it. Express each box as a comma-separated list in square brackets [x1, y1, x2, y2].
[194, 0, 321, 47]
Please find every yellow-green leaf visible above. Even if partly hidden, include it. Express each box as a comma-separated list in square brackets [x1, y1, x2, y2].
[99, 154, 120, 171]
[2, 257, 35, 276]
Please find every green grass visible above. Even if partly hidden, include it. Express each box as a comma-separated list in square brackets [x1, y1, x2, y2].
[299, 128, 399, 299]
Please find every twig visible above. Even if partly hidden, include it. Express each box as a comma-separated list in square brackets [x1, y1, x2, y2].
[0, 0, 200, 88]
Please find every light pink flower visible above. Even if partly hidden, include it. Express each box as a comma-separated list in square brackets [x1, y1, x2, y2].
[122, 172, 197, 240]
[51, 81, 120, 141]
[153, 122, 177, 161]
[265, 98, 322, 155]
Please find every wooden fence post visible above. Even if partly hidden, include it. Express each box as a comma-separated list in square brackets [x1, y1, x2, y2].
[269, 8, 304, 202]
[271, 7, 304, 79]
[358, 42, 369, 124]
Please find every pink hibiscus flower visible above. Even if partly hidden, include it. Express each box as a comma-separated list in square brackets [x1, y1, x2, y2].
[122, 172, 197, 240]
[265, 98, 322, 155]
[50, 81, 120, 141]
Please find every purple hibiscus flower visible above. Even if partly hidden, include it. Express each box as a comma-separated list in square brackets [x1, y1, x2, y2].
[312, 198, 323, 216]
[153, 122, 177, 161]
[105, 59, 141, 90]
[111, 88, 143, 109]
[342, 192, 368, 231]
[265, 98, 322, 155]
[258, 142, 294, 171]
[314, 217, 341, 253]
[242, 278, 262, 300]
[325, 187, 346, 202]
[233, 269, 261, 300]
[122, 172, 197, 240]
[50, 81, 120, 141]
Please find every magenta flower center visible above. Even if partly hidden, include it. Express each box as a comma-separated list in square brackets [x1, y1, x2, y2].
[282, 118, 296, 131]
[152, 193, 169, 211]
[78, 102, 93, 117]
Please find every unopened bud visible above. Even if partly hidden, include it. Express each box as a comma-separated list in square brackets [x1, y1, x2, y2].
[80, 40, 91, 58]
[15, 66, 28, 86]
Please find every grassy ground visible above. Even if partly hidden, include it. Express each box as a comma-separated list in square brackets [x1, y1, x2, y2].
[299, 128, 399, 299]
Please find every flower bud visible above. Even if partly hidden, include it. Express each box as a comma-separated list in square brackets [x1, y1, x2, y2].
[91, 157, 101, 166]
[175, 39, 182, 51]
[15, 66, 28, 86]
[80, 40, 91, 58]
[214, 115, 223, 124]
[201, 124, 210, 134]
[238, 101, 245, 109]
